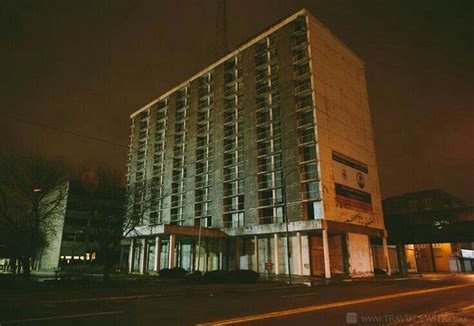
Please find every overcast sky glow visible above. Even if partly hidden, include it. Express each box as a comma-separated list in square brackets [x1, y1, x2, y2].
[0, 0, 472, 203]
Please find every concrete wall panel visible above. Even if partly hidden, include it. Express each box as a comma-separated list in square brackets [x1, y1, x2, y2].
[347, 232, 373, 276]
[308, 15, 384, 230]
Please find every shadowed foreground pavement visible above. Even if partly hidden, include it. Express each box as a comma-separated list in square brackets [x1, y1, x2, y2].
[0, 274, 473, 325]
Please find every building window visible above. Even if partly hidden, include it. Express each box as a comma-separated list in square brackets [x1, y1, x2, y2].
[195, 73, 215, 227]
[423, 198, 433, 210]
[125, 107, 152, 225]
[145, 98, 169, 225]
[408, 200, 418, 212]
[292, 17, 321, 220]
[301, 145, 316, 162]
[254, 33, 283, 226]
[223, 56, 245, 228]
[170, 86, 189, 225]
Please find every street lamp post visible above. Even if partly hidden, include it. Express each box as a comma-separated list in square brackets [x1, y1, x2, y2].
[196, 217, 203, 272]
[283, 198, 292, 285]
[281, 166, 300, 285]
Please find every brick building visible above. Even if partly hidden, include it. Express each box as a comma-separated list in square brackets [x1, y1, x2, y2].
[125, 9, 390, 278]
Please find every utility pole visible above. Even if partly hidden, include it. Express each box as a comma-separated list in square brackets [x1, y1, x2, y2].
[215, 0, 229, 59]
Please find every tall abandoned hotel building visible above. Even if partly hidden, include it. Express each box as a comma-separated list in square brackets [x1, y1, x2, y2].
[125, 9, 390, 278]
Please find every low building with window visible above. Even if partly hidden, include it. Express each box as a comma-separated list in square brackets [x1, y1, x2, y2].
[383, 189, 474, 273]
[33, 180, 124, 274]
[383, 189, 465, 215]
[125, 9, 390, 278]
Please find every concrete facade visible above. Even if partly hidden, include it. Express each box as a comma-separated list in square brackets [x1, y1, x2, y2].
[125, 9, 389, 278]
[34, 183, 69, 273]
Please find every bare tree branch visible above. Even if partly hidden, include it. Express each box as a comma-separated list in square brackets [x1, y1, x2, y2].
[0, 153, 68, 278]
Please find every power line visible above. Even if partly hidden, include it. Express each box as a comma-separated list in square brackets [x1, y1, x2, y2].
[1, 74, 368, 155]
[1, 54, 372, 155]
[0, 113, 128, 149]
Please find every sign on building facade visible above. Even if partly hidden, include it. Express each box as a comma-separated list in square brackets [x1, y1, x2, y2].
[332, 150, 372, 212]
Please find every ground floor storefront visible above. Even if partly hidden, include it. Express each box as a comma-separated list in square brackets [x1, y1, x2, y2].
[402, 243, 474, 273]
[384, 206, 474, 274]
[123, 220, 392, 278]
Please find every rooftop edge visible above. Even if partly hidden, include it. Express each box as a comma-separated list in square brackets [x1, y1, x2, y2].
[130, 8, 308, 118]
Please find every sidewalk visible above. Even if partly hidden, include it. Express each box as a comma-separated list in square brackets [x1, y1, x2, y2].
[261, 272, 466, 285]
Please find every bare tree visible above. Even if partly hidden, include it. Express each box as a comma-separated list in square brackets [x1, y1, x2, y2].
[81, 167, 145, 281]
[0, 154, 68, 278]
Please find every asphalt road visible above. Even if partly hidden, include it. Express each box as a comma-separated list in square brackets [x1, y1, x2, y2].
[1, 274, 473, 325]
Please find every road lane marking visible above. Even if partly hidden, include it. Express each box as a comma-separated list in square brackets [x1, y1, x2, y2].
[197, 283, 474, 325]
[235, 285, 301, 293]
[37, 294, 164, 304]
[0, 311, 124, 324]
[32, 285, 298, 304]
[461, 304, 474, 311]
[281, 292, 320, 298]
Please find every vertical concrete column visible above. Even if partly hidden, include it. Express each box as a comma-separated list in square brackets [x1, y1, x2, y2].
[254, 235, 259, 273]
[128, 238, 134, 273]
[235, 237, 240, 270]
[273, 233, 279, 275]
[429, 244, 437, 273]
[382, 237, 391, 276]
[168, 234, 176, 269]
[154, 236, 161, 272]
[205, 238, 209, 272]
[368, 241, 374, 273]
[140, 238, 146, 274]
[119, 245, 124, 271]
[322, 229, 331, 279]
[396, 244, 407, 275]
[195, 239, 202, 272]
[176, 241, 181, 268]
[191, 240, 196, 272]
[219, 239, 224, 270]
[297, 232, 303, 276]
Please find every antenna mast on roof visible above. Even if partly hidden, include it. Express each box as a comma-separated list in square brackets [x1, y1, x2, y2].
[215, 0, 229, 59]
